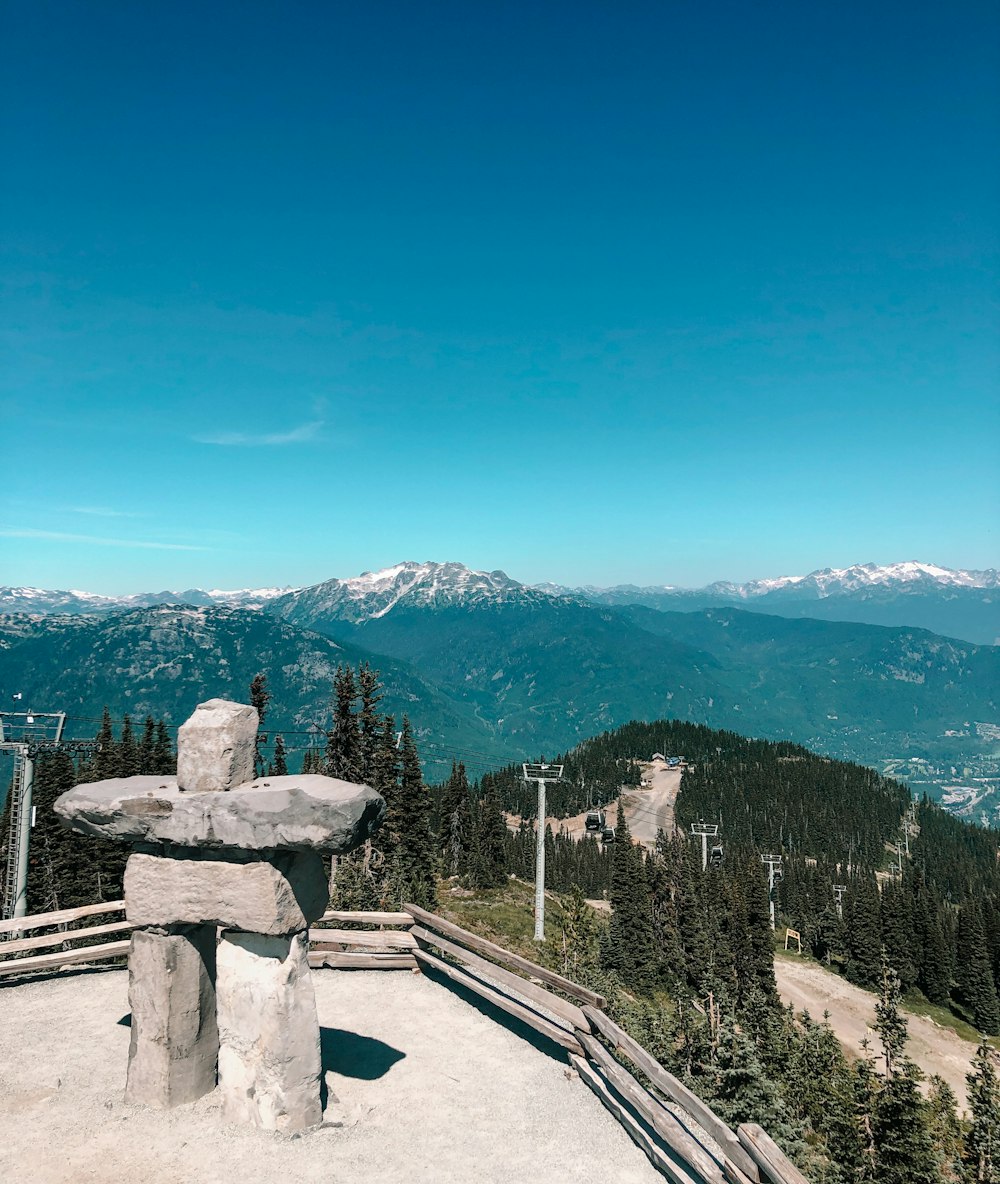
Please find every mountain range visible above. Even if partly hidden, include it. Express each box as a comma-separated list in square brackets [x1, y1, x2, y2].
[2, 560, 997, 820]
[4, 559, 997, 643]
[539, 561, 1000, 645]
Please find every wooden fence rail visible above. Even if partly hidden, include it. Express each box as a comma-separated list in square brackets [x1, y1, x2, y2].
[0, 899, 133, 978]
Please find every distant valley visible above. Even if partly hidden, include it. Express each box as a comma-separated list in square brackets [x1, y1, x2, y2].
[2, 559, 997, 821]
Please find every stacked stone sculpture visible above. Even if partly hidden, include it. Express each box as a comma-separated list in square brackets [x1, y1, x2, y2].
[55, 699, 386, 1132]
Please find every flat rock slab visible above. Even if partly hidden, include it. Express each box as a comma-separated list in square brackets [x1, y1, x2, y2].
[54, 773, 385, 854]
[125, 850, 328, 934]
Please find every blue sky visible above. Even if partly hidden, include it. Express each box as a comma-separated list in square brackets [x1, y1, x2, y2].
[2, 1, 997, 593]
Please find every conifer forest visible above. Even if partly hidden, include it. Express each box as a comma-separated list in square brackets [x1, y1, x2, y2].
[3, 669, 1000, 1182]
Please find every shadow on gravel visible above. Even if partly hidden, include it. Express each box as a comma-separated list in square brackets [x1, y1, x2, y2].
[417, 962, 570, 1065]
[320, 1026, 405, 1081]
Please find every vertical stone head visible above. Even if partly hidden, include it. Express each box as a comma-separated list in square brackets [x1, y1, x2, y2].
[176, 699, 259, 792]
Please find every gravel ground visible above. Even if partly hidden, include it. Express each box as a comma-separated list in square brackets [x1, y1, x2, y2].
[0, 966, 664, 1184]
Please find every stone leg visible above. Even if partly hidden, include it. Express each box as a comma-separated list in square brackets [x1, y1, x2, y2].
[216, 930, 322, 1131]
[125, 925, 219, 1108]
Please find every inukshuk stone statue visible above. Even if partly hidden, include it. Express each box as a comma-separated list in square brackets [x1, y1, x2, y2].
[54, 699, 385, 1131]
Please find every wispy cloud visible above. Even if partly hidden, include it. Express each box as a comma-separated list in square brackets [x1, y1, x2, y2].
[0, 527, 209, 551]
[63, 505, 142, 518]
[194, 418, 324, 446]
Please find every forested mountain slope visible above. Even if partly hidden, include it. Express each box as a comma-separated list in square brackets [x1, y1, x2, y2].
[0, 605, 507, 778]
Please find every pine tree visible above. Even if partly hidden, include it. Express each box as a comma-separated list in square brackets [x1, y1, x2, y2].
[325, 665, 361, 782]
[965, 1042, 1000, 1184]
[875, 953, 909, 1080]
[439, 761, 470, 864]
[270, 734, 288, 776]
[559, 884, 600, 977]
[469, 789, 506, 889]
[138, 715, 156, 773]
[93, 708, 118, 779]
[356, 663, 382, 784]
[249, 672, 271, 778]
[676, 841, 712, 993]
[866, 954, 943, 1184]
[925, 1077, 964, 1183]
[957, 903, 1000, 1036]
[27, 751, 127, 909]
[390, 716, 436, 909]
[601, 802, 658, 990]
[701, 1005, 800, 1149]
[845, 875, 883, 989]
[881, 879, 917, 993]
[787, 1011, 862, 1183]
[118, 714, 139, 778]
[153, 720, 175, 775]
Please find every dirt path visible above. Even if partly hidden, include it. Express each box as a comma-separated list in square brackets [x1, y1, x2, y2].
[774, 956, 977, 1111]
[508, 761, 681, 852]
[622, 762, 681, 849]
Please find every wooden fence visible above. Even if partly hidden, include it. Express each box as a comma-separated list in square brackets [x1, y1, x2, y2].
[0, 898, 808, 1184]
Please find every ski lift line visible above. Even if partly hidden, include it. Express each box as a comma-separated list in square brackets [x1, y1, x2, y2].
[56, 715, 517, 761]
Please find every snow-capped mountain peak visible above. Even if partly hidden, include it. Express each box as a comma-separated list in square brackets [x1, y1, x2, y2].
[744, 562, 999, 598]
[273, 561, 541, 624]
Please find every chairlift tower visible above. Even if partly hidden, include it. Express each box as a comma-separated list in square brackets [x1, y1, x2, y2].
[833, 884, 848, 920]
[1, 709, 66, 921]
[522, 762, 563, 942]
[760, 853, 783, 931]
[903, 799, 917, 858]
[690, 821, 719, 872]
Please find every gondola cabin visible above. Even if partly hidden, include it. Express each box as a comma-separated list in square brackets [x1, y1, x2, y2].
[601, 826, 616, 844]
[585, 810, 606, 832]
[710, 844, 724, 867]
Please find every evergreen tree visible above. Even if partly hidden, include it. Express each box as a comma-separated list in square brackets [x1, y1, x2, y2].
[249, 672, 271, 778]
[356, 663, 382, 784]
[675, 841, 712, 993]
[153, 720, 175, 775]
[439, 761, 470, 866]
[138, 715, 156, 773]
[880, 879, 917, 993]
[965, 1042, 1000, 1184]
[559, 884, 600, 977]
[469, 789, 507, 889]
[957, 903, 1000, 1036]
[385, 717, 436, 909]
[925, 1077, 964, 1183]
[325, 665, 361, 782]
[93, 708, 118, 779]
[844, 875, 883, 989]
[118, 714, 139, 778]
[601, 802, 658, 989]
[270, 734, 288, 776]
[27, 751, 127, 909]
[866, 955, 943, 1184]
[875, 953, 910, 1080]
[786, 1011, 862, 1183]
